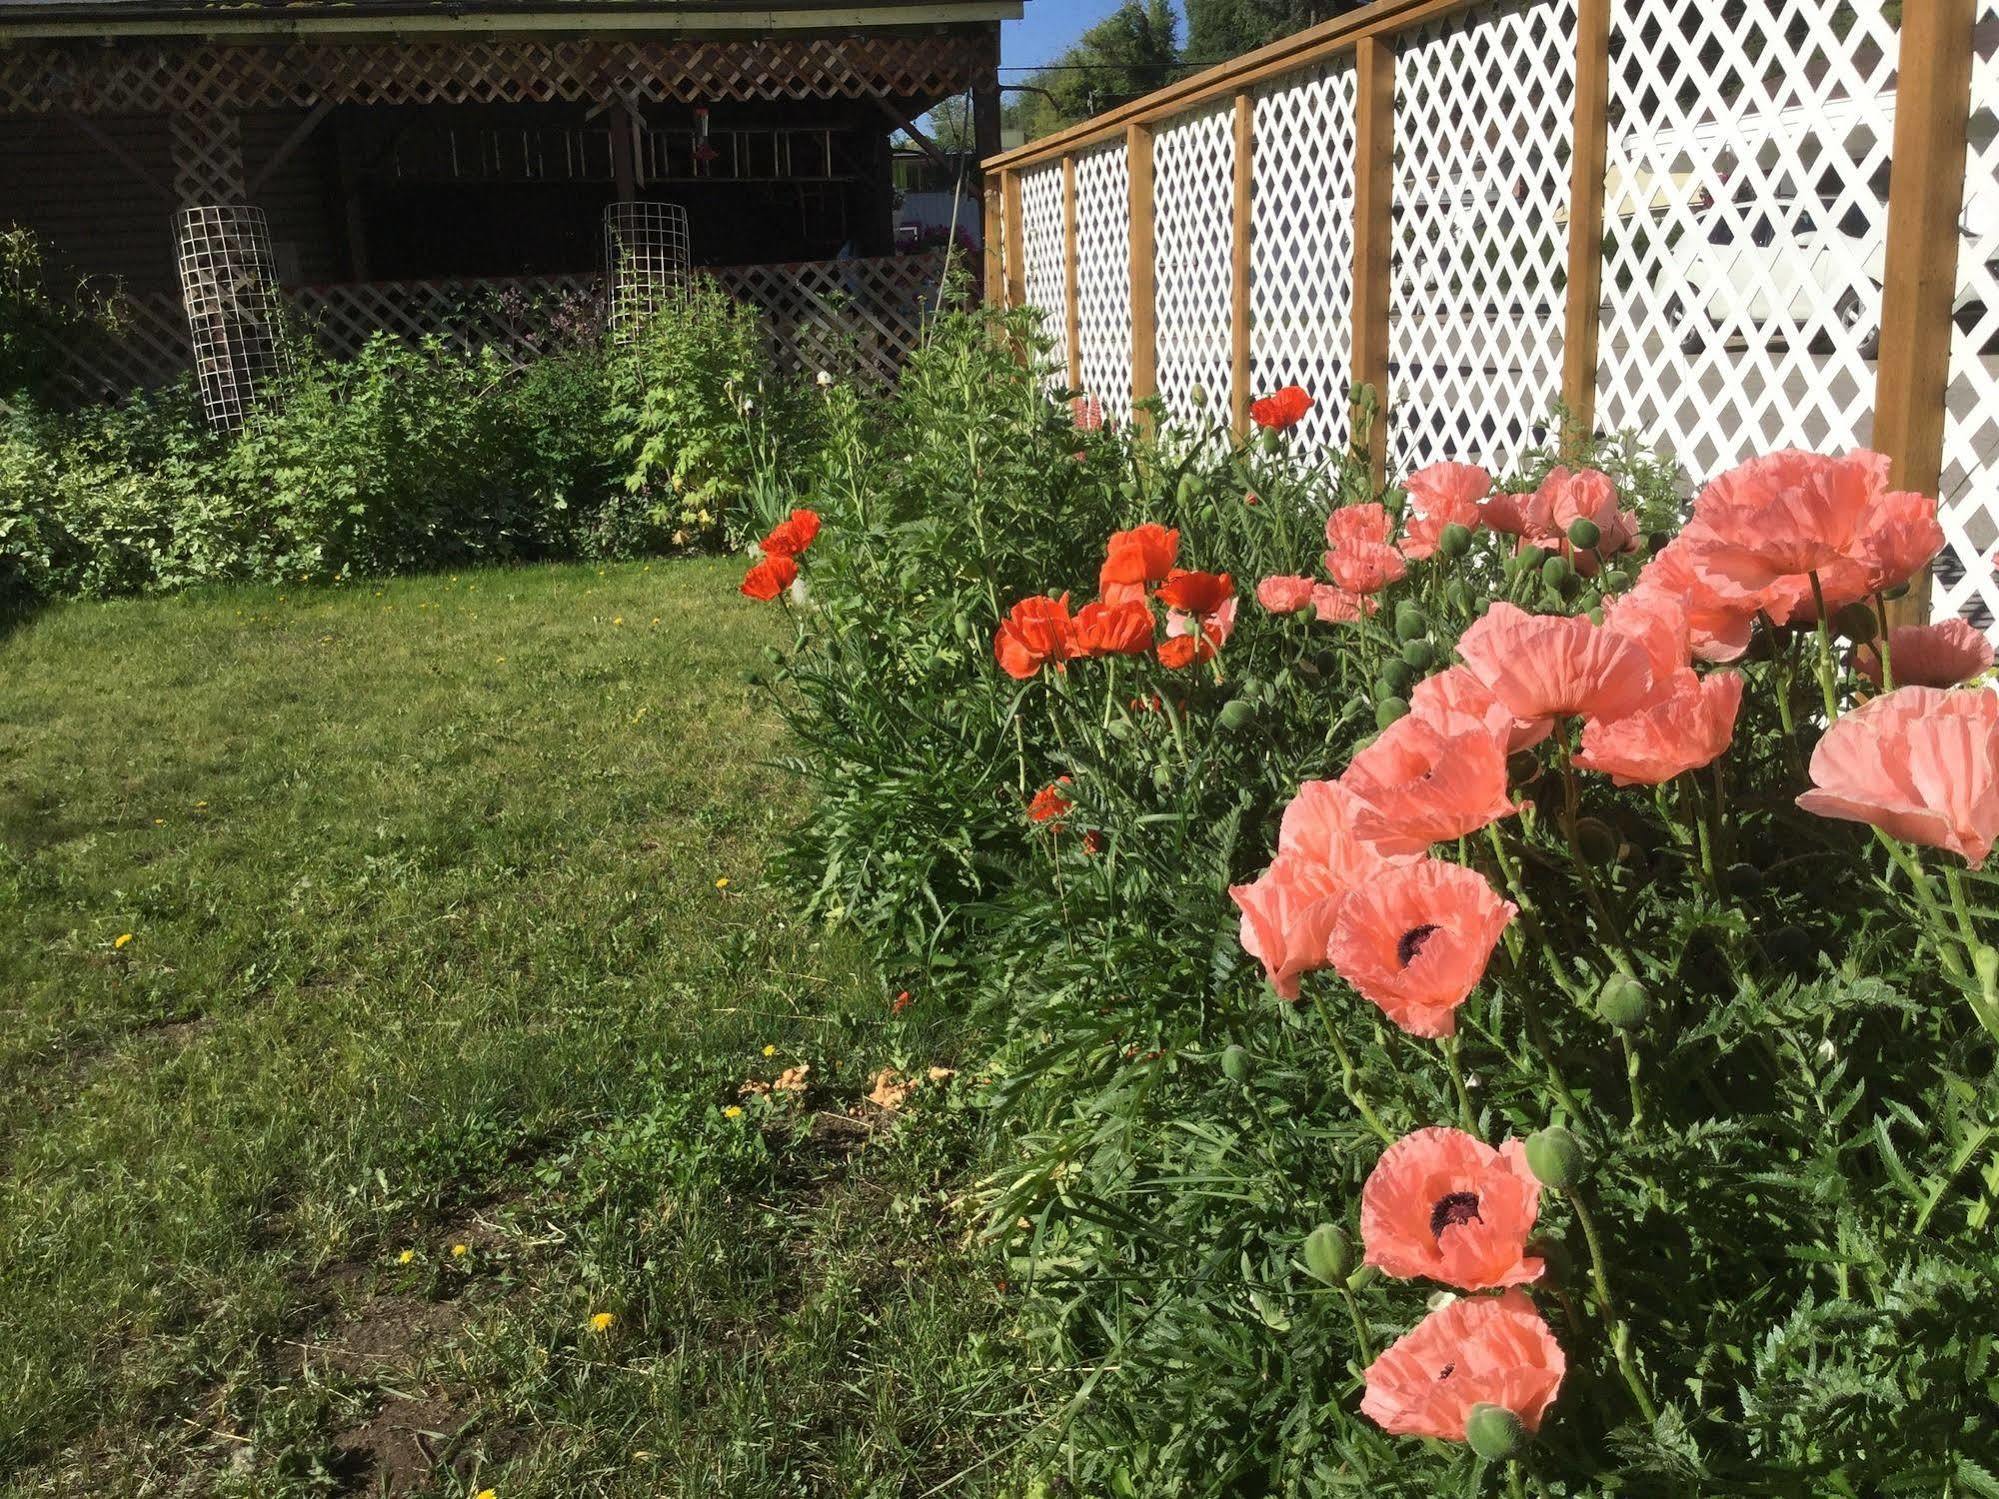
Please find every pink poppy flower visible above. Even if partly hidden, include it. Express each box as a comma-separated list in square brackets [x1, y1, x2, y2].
[1343, 716, 1519, 854]
[1853, 487, 1947, 595]
[1856, 620, 1995, 690]
[1229, 856, 1342, 1001]
[1312, 584, 1379, 623]
[1574, 669, 1744, 786]
[1276, 779, 1412, 887]
[1326, 503, 1395, 551]
[1631, 530, 1757, 663]
[1601, 588, 1693, 697]
[1456, 603, 1656, 727]
[1525, 466, 1637, 556]
[1360, 1127, 1544, 1290]
[1257, 574, 1318, 614]
[1481, 490, 1532, 537]
[1168, 594, 1239, 648]
[1325, 540, 1409, 595]
[1404, 461, 1492, 518]
[1408, 666, 1550, 754]
[1326, 860, 1515, 1037]
[1360, 1289, 1565, 1442]
[1796, 685, 1999, 867]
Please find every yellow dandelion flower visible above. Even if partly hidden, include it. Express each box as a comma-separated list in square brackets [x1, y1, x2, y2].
[195, 800, 208, 809]
[715, 876, 730, 889]
[397, 1249, 415, 1265]
[451, 1243, 469, 1258]
[589, 1311, 615, 1333]
[650, 616, 660, 625]
[495, 656, 506, 664]
[761, 1044, 777, 1058]
[723, 1105, 743, 1120]
[476, 1490, 497, 1499]
[114, 933, 134, 949]
[612, 616, 624, 626]
[152, 818, 165, 826]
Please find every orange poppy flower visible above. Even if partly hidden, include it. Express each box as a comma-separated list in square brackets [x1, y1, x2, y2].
[994, 594, 1074, 679]
[1154, 568, 1234, 618]
[740, 554, 799, 601]
[1360, 1127, 1545, 1290]
[1071, 599, 1156, 657]
[1257, 574, 1317, 614]
[1796, 685, 1999, 867]
[1157, 628, 1219, 669]
[1098, 523, 1181, 606]
[1343, 717, 1519, 854]
[1326, 859, 1515, 1037]
[1360, 1289, 1565, 1442]
[1855, 619, 1994, 690]
[759, 508, 822, 558]
[1249, 384, 1313, 431]
[1027, 779, 1073, 827]
[1574, 669, 1743, 786]
[1456, 603, 1655, 728]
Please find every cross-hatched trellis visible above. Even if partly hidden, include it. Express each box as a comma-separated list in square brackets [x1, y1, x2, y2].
[1016, 161, 1069, 384]
[604, 202, 692, 342]
[987, 0, 1998, 634]
[1074, 143, 1134, 424]
[175, 204, 291, 430]
[708, 252, 952, 385]
[1154, 103, 1237, 431]
[1388, 0, 1576, 476]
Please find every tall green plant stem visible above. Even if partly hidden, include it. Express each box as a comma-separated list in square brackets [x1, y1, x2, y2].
[1441, 1035, 1477, 1131]
[1876, 834, 1999, 1040]
[1555, 747, 1639, 975]
[1807, 572, 1841, 722]
[1311, 999, 1396, 1145]
[1484, 827, 1590, 1124]
[1563, 1186, 1658, 1423]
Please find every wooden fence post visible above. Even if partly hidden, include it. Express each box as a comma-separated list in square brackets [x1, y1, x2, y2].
[1874, 0, 1977, 626]
[1350, 35, 1396, 487]
[1231, 90, 1255, 439]
[1128, 121, 1158, 424]
[982, 172, 1003, 305]
[1560, 0, 1612, 447]
[1064, 154, 1082, 391]
[1002, 168, 1026, 309]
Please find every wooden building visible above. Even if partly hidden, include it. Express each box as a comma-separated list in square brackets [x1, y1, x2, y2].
[0, 0, 1015, 389]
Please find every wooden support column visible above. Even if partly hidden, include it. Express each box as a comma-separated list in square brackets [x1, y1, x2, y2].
[1350, 36, 1396, 486]
[1063, 154, 1082, 390]
[1230, 89, 1255, 439]
[1002, 167, 1025, 307]
[1127, 120, 1157, 424]
[1560, 0, 1612, 449]
[1874, 0, 1977, 626]
[609, 103, 637, 203]
[982, 172, 1003, 304]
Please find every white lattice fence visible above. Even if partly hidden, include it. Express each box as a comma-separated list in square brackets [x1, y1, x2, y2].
[1074, 142, 1134, 424]
[1388, 0, 1576, 475]
[1017, 161, 1069, 382]
[1154, 103, 1237, 428]
[1938, 41, 1999, 633]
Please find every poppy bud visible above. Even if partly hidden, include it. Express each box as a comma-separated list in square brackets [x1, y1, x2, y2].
[1524, 1126, 1585, 1189]
[1380, 659, 1416, 695]
[1446, 581, 1475, 613]
[1566, 517, 1601, 551]
[1382, 487, 1409, 522]
[1883, 581, 1911, 601]
[1400, 639, 1437, 670]
[1153, 764, 1174, 792]
[1541, 554, 1576, 593]
[1574, 816, 1619, 865]
[1177, 472, 1201, 505]
[1596, 974, 1650, 1031]
[1645, 530, 1673, 557]
[1438, 523, 1474, 559]
[1465, 1403, 1525, 1461]
[1219, 699, 1256, 732]
[1766, 924, 1816, 971]
[1394, 603, 1430, 641]
[762, 646, 784, 664]
[1726, 862, 1764, 901]
[1301, 1223, 1350, 1285]
[1190, 384, 1209, 409]
[1220, 1044, 1252, 1084]
[1261, 429, 1284, 456]
[1515, 545, 1549, 574]
[1375, 695, 1409, 729]
[1831, 601, 1879, 643]
[953, 613, 974, 643]
[1977, 945, 1999, 990]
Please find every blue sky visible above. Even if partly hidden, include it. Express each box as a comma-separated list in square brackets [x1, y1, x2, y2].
[1003, 0, 1190, 73]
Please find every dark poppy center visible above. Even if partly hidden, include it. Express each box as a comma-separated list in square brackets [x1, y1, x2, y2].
[1397, 924, 1442, 967]
[1437, 1362, 1456, 1381]
[1430, 1191, 1482, 1238]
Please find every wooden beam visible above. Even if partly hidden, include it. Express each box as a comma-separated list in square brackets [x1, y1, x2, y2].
[1230, 89, 1254, 439]
[1350, 35, 1395, 485]
[871, 93, 954, 176]
[1001, 167, 1024, 307]
[64, 113, 176, 204]
[1560, 0, 1611, 449]
[246, 98, 333, 197]
[1063, 153, 1081, 390]
[1874, 0, 1977, 627]
[981, 173, 1003, 304]
[1128, 120, 1157, 424]
[608, 100, 637, 203]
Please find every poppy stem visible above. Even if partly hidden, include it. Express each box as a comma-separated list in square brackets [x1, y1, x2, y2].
[1619, 1032, 1645, 1135]
[1563, 1186, 1658, 1424]
[1807, 572, 1842, 722]
[1338, 1285, 1375, 1365]
[1483, 826, 1591, 1124]
[1441, 1034, 1477, 1131]
[1506, 1461, 1528, 1499]
[1555, 747, 1640, 975]
[1312, 999, 1396, 1145]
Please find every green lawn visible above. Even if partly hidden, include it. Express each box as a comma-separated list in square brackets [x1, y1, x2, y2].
[0, 558, 1018, 1498]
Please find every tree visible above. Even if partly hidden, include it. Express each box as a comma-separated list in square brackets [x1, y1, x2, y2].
[1184, 0, 1365, 63]
[1005, 0, 1182, 142]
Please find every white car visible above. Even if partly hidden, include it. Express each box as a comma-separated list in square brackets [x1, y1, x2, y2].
[1665, 196, 1994, 356]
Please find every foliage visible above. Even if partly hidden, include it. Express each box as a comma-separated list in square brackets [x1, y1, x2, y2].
[767, 304, 1999, 1494]
[1005, 0, 1184, 140]
[1184, 0, 1368, 61]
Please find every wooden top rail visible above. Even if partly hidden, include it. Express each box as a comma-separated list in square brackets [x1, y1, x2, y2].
[983, 0, 1483, 172]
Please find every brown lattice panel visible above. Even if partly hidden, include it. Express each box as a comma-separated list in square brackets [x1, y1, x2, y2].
[709, 252, 955, 384]
[292, 275, 604, 363]
[2, 34, 993, 117]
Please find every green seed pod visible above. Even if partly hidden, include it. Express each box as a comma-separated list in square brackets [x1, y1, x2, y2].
[1566, 516, 1602, 551]
[1380, 658, 1417, 694]
[1177, 472, 1201, 506]
[1524, 1126, 1585, 1189]
[1438, 522, 1474, 560]
[1596, 974, 1651, 1031]
[1516, 545, 1549, 573]
[1190, 384, 1209, 410]
[1574, 816, 1619, 866]
[1765, 924, 1816, 971]
[1153, 763, 1175, 793]
[1831, 601, 1879, 644]
[953, 613, 974, 643]
[1260, 429, 1284, 457]
[1375, 695, 1409, 729]
[1219, 699, 1256, 732]
[1220, 1044, 1252, 1085]
[1400, 639, 1438, 671]
[1977, 946, 1999, 990]
[1726, 862, 1765, 901]
[1394, 602, 1430, 641]
[1541, 554, 1576, 592]
[1446, 580, 1475, 613]
[1301, 1224, 1351, 1286]
[1382, 486, 1409, 522]
[1465, 1404, 1525, 1462]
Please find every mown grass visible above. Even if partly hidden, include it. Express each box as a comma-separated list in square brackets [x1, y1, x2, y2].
[0, 558, 1020, 1498]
